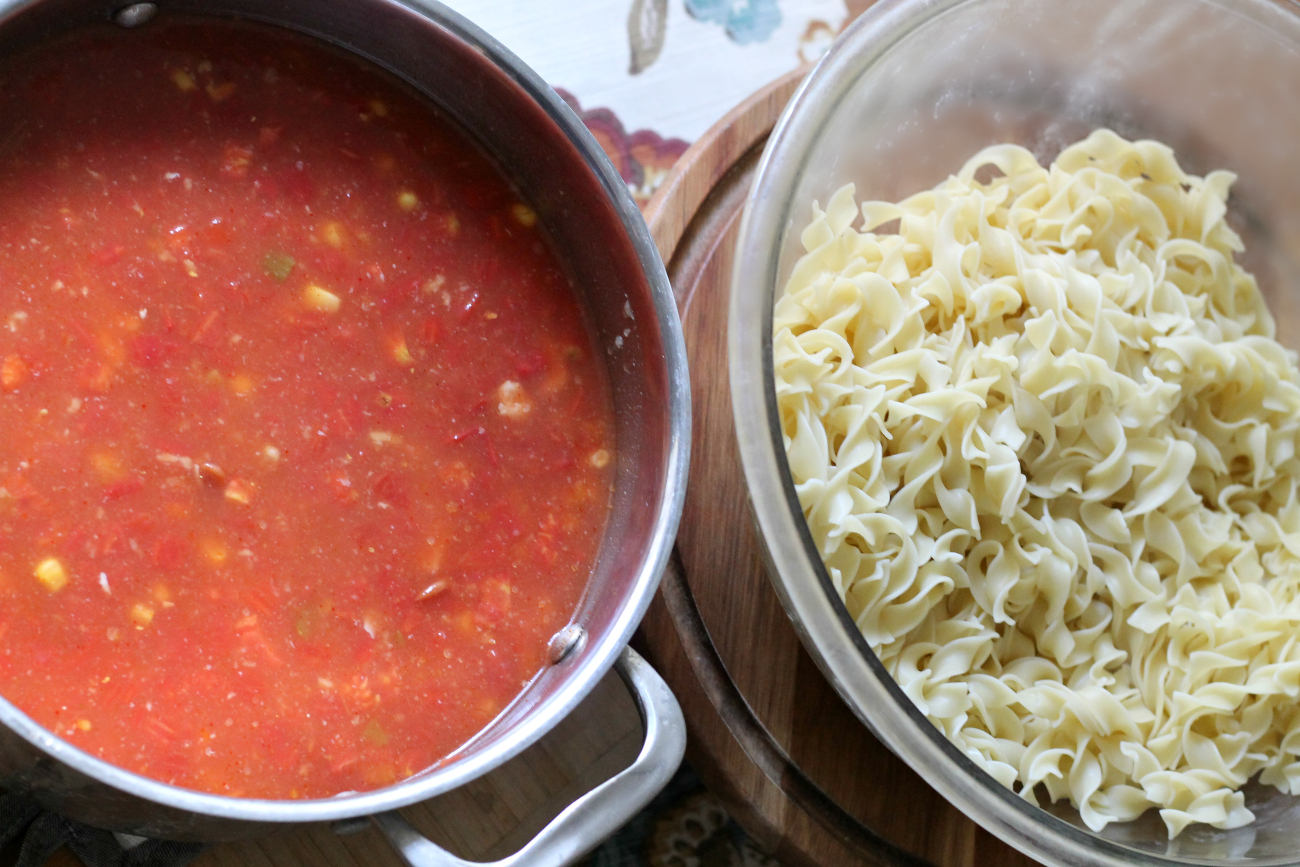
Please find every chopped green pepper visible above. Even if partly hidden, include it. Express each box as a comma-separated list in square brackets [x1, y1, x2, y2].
[363, 720, 389, 747]
[261, 251, 295, 282]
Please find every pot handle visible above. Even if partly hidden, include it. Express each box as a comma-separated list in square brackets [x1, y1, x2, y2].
[371, 646, 686, 867]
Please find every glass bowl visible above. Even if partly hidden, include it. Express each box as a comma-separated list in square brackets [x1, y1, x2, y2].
[729, 0, 1300, 864]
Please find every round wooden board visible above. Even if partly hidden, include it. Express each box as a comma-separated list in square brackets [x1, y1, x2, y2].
[636, 72, 1041, 867]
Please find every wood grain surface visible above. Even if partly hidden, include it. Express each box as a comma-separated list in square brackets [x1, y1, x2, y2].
[637, 72, 1040, 867]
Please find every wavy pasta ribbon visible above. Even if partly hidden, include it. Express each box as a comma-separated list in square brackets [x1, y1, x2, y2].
[774, 129, 1300, 837]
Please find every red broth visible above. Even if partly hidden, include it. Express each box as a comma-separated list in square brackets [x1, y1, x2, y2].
[0, 21, 615, 798]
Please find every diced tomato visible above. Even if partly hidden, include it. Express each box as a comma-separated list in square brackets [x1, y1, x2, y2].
[514, 350, 546, 378]
[81, 362, 114, 393]
[220, 144, 255, 178]
[152, 535, 188, 570]
[372, 473, 409, 509]
[255, 178, 280, 202]
[474, 579, 511, 625]
[102, 477, 144, 501]
[330, 472, 358, 504]
[94, 244, 125, 266]
[281, 167, 315, 204]
[456, 291, 480, 322]
[129, 334, 181, 368]
[332, 407, 357, 436]
[68, 320, 97, 349]
[190, 310, 220, 345]
[472, 257, 500, 287]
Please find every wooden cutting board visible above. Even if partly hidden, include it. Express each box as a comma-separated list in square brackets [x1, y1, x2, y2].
[636, 71, 1040, 867]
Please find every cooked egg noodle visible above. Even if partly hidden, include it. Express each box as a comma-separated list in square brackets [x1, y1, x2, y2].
[774, 129, 1300, 837]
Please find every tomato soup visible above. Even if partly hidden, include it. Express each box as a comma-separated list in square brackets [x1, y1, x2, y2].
[0, 21, 614, 798]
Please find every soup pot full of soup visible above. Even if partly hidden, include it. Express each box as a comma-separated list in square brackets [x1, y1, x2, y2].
[0, 0, 690, 862]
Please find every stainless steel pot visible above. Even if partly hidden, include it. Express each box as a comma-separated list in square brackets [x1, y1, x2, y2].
[0, 1, 691, 864]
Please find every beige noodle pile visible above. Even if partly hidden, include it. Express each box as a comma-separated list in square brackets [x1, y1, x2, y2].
[773, 129, 1300, 836]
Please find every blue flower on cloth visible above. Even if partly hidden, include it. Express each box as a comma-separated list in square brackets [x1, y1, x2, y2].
[684, 0, 781, 45]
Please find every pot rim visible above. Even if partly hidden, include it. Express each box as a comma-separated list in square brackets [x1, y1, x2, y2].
[0, 0, 690, 825]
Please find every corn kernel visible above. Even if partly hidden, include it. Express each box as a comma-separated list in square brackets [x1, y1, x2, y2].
[224, 479, 253, 505]
[589, 449, 611, 469]
[99, 330, 127, 363]
[510, 203, 537, 227]
[131, 603, 155, 628]
[90, 450, 126, 482]
[368, 100, 388, 118]
[171, 69, 197, 92]
[302, 284, 341, 313]
[206, 81, 236, 102]
[397, 191, 419, 212]
[35, 558, 67, 593]
[76, 719, 92, 732]
[391, 337, 414, 367]
[321, 221, 345, 249]
[230, 373, 254, 396]
[202, 539, 229, 566]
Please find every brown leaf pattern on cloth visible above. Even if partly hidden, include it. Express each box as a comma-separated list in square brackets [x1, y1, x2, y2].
[627, 0, 669, 75]
[556, 89, 689, 209]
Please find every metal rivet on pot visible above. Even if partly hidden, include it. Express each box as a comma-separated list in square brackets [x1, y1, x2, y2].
[547, 625, 585, 664]
[113, 3, 157, 27]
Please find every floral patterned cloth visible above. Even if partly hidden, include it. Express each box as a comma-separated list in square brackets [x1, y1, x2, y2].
[555, 89, 689, 210]
[442, 0, 864, 207]
[682, 0, 782, 45]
